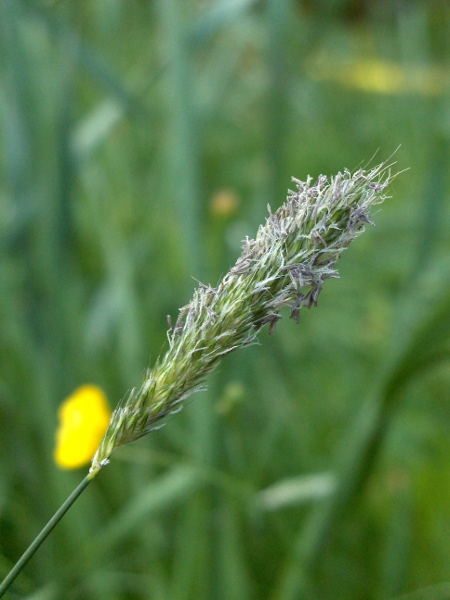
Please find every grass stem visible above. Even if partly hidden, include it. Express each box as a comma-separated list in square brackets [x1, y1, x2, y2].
[0, 474, 93, 598]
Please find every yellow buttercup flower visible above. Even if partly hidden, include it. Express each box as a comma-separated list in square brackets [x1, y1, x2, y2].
[54, 385, 111, 469]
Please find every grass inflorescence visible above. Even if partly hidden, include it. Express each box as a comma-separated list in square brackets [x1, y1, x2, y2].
[90, 162, 394, 476]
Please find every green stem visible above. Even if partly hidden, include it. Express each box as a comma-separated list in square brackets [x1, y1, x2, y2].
[0, 473, 94, 598]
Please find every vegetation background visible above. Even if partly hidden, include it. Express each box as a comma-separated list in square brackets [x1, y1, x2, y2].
[0, 0, 449, 598]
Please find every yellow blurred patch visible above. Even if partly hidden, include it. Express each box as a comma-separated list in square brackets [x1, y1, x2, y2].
[54, 385, 111, 469]
[308, 56, 447, 96]
[210, 190, 239, 218]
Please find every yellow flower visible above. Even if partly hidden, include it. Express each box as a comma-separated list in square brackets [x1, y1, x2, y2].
[54, 385, 111, 469]
[308, 55, 447, 96]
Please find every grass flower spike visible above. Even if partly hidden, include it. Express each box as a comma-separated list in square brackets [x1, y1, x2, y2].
[90, 161, 394, 477]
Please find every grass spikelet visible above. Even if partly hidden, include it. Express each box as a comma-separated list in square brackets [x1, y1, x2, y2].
[90, 161, 395, 477]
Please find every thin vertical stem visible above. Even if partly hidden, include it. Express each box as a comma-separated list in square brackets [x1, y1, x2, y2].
[0, 474, 93, 598]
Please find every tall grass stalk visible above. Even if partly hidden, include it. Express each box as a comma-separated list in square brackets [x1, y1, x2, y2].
[0, 162, 394, 597]
[0, 477, 91, 598]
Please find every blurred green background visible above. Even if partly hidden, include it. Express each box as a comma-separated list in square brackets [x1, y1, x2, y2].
[0, 1, 449, 599]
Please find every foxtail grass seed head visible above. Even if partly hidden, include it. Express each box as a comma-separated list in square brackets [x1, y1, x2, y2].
[89, 161, 395, 477]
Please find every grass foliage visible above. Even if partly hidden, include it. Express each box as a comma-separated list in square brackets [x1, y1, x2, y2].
[0, 1, 449, 599]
